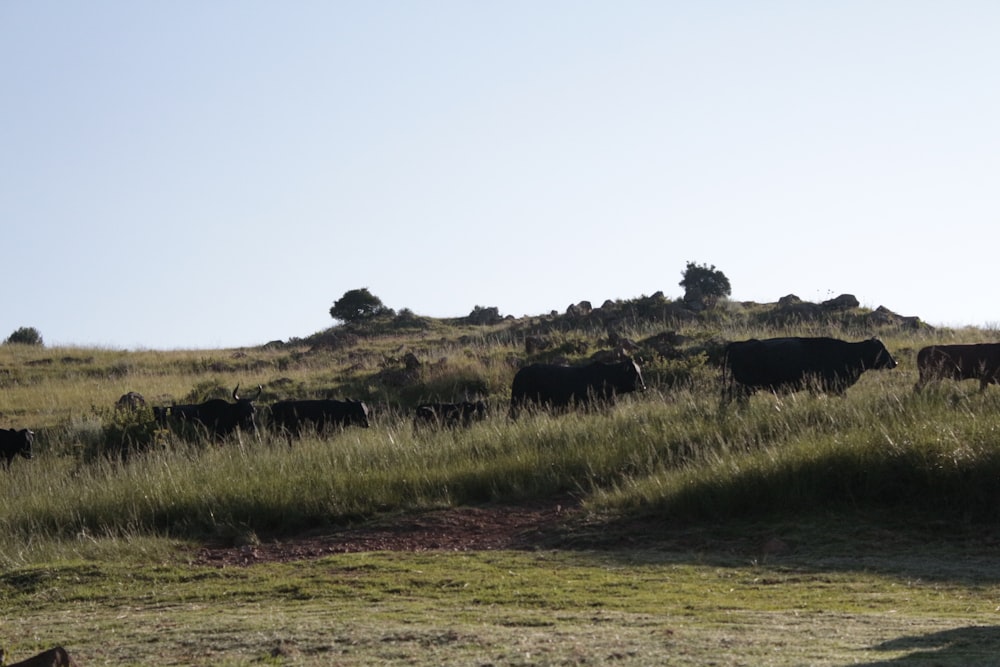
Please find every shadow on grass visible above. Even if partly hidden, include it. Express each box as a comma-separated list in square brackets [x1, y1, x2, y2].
[546, 507, 1000, 584]
[855, 625, 1000, 666]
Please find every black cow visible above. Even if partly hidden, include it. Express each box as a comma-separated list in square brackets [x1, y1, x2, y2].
[414, 401, 488, 429]
[722, 337, 897, 402]
[509, 358, 646, 418]
[269, 398, 370, 439]
[0, 428, 33, 468]
[153, 406, 170, 425]
[915, 343, 1000, 392]
[160, 384, 262, 439]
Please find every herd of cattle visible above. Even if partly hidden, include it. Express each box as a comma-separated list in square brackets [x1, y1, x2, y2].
[2, 337, 1000, 467]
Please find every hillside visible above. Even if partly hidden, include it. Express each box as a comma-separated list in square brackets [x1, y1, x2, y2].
[0, 291, 959, 434]
[260, 291, 934, 410]
[7, 291, 1000, 666]
[2, 288, 998, 554]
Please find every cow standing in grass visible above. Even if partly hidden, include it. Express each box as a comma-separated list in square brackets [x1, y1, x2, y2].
[722, 336, 897, 403]
[509, 359, 646, 418]
[159, 384, 262, 440]
[0, 428, 34, 468]
[915, 343, 1000, 392]
[269, 398, 370, 440]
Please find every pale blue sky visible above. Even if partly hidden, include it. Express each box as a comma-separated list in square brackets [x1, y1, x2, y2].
[3, 2, 998, 349]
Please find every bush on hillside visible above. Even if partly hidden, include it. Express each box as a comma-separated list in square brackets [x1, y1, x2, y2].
[330, 288, 394, 324]
[4, 326, 43, 346]
[680, 262, 731, 311]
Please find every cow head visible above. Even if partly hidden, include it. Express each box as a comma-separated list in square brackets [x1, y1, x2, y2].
[349, 399, 371, 427]
[17, 429, 33, 460]
[864, 338, 898, 370]
[232, 384, 263, 431]
[625, 358, 647, 392]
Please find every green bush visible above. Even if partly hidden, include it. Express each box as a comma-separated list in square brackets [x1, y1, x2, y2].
[4, 326, 43, 346]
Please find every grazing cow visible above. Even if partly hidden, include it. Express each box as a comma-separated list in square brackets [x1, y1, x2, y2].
[414, 400, 488, 429]
[269, 398, 370, 439]
[0, 428, 34, 468]
[509, 358, 646, 418]
[115, 391, 146, 411]
[159, 384, 262, 439]
[722, 336, 897, 402]
[915, 343, 1000, 392]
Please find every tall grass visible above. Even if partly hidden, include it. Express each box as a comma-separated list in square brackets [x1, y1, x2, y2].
[4, 314, 1000, 566]
[594, 373, 1000, 523]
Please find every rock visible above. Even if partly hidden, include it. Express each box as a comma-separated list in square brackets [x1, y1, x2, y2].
[114, 392, 146, 411]
[777, 294, 802, 306]
[525, 336, 550, 354]
[403, 352, 422, 371]
[821, 293, 860, 310]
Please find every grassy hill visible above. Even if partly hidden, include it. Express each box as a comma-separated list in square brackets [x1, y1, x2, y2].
[2, 291, 998, 560]
[5, 293, 1000, 664]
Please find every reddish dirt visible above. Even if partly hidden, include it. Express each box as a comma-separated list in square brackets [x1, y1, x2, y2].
[195, 497, 581, 567]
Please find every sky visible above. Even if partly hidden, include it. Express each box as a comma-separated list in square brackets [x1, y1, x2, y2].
[3, 2, 999, 349]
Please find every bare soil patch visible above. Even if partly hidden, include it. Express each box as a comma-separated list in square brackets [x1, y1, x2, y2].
[196, 497, 581, 567]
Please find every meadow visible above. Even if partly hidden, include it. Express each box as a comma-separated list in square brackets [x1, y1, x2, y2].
[3, 297, 1000, 665]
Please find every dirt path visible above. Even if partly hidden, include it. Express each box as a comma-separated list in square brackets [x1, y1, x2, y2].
[195, 498, 580, 566]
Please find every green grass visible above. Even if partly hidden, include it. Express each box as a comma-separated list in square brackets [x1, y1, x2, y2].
[5, 541, 1000, 665]
[4, 303, 1000, 663]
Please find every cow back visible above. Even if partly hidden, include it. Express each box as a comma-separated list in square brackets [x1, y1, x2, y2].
[271, 399, 369, 435]
[917, 343, 1000, 387]
[510, 359, 644, 416]
[725, 337, 896, 397]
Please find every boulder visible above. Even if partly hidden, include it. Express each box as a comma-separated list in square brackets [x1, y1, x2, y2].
[821, 293, 860, 310]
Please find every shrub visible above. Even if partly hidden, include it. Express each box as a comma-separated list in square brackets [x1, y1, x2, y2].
[4, 326, 43, 346]
[330, 288, 394, 324]
[680, 262, 731, 310]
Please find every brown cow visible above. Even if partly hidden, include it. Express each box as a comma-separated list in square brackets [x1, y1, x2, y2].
[915, 343, 1000, 391]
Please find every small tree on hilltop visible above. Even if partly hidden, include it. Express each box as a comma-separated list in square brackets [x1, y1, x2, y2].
[329, 288, 393, 324]
[4, 326, 44, 346]
[679, 261, 731, 311]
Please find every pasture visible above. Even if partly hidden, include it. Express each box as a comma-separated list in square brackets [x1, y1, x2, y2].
[3, 301, 1000, 664]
